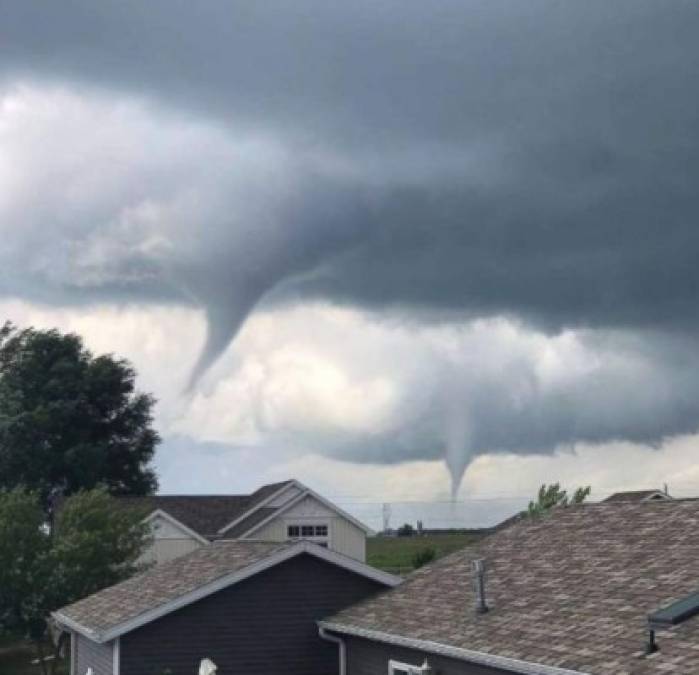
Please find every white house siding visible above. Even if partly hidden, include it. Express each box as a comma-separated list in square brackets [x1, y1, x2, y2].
[250, 495, 367, 562]
[253, 518, 286, 540]
[74, 633, 115, 675]
[139, 513, 204, 565]
[141, 537, 203, 564]
[332, 516, 366, 562]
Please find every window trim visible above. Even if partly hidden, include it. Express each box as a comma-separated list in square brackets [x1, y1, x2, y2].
[388, 659, 431, 674]
[286, 522, 330, 542]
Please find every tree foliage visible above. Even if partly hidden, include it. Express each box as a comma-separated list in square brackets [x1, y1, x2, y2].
[527, 482, 591, 517]
[0, 488, 51, 640]
[0, 488, 150, 674]
[51, 488, 151, 605]
[397, 523, 415, 537]
[0, 322, 159, 503]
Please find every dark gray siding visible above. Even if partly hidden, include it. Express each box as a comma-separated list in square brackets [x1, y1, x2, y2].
[120, 553, 387, 675]
[74, 633, 113, 675]
[344, 635, 514, 675]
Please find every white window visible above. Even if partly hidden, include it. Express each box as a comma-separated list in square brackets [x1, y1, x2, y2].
[286, 523, 329, 541]
[388, 659, 432, 675]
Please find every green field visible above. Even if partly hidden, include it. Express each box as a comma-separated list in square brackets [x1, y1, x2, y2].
[367, 532, 485, 574]
[0, 636, 67, 675]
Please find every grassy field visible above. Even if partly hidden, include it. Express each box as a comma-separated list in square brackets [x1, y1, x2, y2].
[0, 636, 68, 675]
[367, 532, 485, 574]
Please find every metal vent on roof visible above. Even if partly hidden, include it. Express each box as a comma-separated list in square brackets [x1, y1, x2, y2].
[645, 592, 699, 655]
[648, 592, 699, 629]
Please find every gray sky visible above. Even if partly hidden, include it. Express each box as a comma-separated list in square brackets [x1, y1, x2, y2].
[2, 1, 699, 525]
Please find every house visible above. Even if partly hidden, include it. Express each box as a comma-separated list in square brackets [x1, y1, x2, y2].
[320, 499, 699, 674]
[53, 539, 400, 675]
[119, 479, 372, 564]
[602, 488, 672, 503]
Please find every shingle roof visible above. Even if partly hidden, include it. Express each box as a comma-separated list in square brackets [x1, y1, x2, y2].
[116, 480, 294, 539]
[117, 495, 252, 537]
[56, 540, 294, 638]
[54, 539, 401, 642]
[325, 501, 699, 675]
[220, 507, 277, 539]
[602, 489, 670, 503]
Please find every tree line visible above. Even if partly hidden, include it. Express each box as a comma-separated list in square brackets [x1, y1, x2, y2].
[0, 323, 160, 673]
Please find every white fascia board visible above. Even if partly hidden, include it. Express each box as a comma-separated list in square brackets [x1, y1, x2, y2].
[54, 541, 400, 644]
[241, 484, 374, 538]
[144, 508, 209, 545]
[317, 623, 588, 675]
[301, 484, 375, 535]
[299, 541, 402, 587]
[217, 480, 298, 535]
[238, 488, 311, 538]
[51, 612, 102, 643]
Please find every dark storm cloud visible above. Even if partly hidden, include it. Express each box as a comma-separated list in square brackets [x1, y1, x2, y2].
[2, 0, 699, 480]
[3, 1, 699, 332]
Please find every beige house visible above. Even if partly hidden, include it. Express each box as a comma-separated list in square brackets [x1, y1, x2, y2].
[120, 479, 371, 564]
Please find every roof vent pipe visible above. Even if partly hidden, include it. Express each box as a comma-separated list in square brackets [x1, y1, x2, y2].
[472, 559, 489, 615]
[645, 591, 699, 656]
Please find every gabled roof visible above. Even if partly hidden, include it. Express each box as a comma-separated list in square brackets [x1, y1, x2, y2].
[116, 480, 295, 539]
[118, 479, 373, 541]
[323, 500, 699, 675]
[236, 481, 375, 538]
[220, 507, 277, 539]
[117, 494, 253, 538]
[54, 540, 400, 643]
[219, 479, 375, 538]
[603, 489, 672, 503]
[216, 480, 297, 536]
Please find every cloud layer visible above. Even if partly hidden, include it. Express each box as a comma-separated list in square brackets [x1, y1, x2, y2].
[2, 2, 699, 491]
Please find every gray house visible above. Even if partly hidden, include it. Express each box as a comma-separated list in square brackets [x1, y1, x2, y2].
[54, 540, 399, 675]
[321, 499, 699, 674]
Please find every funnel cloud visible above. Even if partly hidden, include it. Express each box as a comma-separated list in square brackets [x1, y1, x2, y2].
[2, 1, 699, 487]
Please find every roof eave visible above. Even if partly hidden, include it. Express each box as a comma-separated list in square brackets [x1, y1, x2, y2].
[240, 481, 375, 538]
[217, 480, 296, 535]
[318, 622, 589, 675]
[52, 611, 104, 643]
[55, 542, 401, 643]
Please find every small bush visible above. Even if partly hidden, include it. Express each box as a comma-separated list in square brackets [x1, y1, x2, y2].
[412, 546, 436, 569]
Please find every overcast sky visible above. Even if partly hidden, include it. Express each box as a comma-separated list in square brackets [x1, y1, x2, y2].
[2, 1, 699, 527]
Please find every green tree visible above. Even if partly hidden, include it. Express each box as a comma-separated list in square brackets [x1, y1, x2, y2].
[527, 482, 591, 517]
[0, 489, 51, 641]
[51, 488, 151, 606]
[0, 322, 159, 503]
[397, 523, 415, 537]
[0, 488, 150, 675]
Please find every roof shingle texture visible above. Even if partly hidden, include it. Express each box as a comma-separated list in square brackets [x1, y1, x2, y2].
[58, 540, 294, 637]
[328, 501, 699, 675]
[602, 490, 668, 503]
[116, 480, 292, 538]
[221, 507, 278, 539]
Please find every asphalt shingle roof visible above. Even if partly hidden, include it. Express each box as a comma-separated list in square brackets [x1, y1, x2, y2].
[116, 480, 293, 539]
[327, 501, 699, 675]
[57, 540, 295, 638]
[220, 507, 278, 539]
[602, 490, 669, 503]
